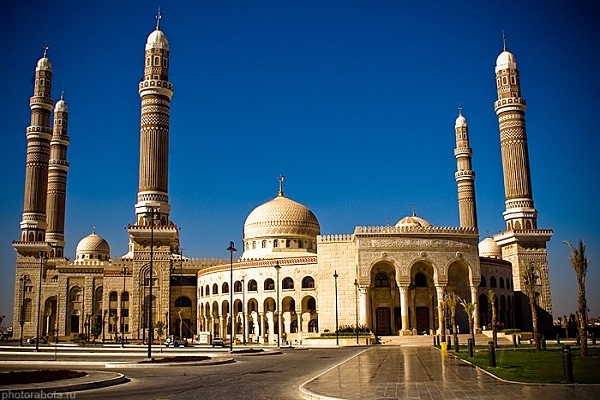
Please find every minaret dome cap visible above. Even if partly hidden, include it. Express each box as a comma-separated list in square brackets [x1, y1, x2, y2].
[55, 99, 68, 112]
[146, 29, 169, 50]
[36, 56, 52, 72]
[455, 114, 467, 127]
[495, 50, 516, 73]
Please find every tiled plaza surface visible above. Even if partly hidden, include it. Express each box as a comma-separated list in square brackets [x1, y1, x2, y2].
[300, 346, 598, 400]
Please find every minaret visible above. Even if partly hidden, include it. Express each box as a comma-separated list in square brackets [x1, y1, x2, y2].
[454, 107, 478, 229]
[18, 47, 54, 244]
[46, 92, 70, 258]
[127, 12, 179, 339]
[492, 36, 553, 326]
[134, 11, 174, 225]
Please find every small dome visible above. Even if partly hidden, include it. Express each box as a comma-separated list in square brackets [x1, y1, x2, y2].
[479, 237, 502, 259]
[244, 193, 320, 240]
[495, 50, 517, 73]
[36, 57, 52, 71]
[146, 29, 169, 50]
[395, 215, 432, 228]
[455, 114, 467, 127]
[76, 232, 110, 261]
[55, 99, 68, 112]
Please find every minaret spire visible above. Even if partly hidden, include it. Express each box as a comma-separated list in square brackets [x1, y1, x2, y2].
[43, 44, 48, 57]
[278, 175, 285, 196]
[502, 30, 507, 51]
[156, 7, 162, 29]
[454, 107, 477, 229]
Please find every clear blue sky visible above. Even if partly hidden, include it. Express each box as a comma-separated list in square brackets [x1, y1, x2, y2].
[1, 1, 598, 324]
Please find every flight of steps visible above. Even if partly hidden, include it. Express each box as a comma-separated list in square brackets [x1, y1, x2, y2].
[378, 333, 510, 346]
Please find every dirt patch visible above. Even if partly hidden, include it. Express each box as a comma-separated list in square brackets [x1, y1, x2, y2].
[139, 356, 211, 364]
[0, 370, 87, 385]
[230, 348, 265, 354]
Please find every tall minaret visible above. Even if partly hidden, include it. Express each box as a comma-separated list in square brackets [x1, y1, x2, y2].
[46, 92, 70, 258]
[18, 47, 54, 244]
[492, 36, 553, 327]
[454, 107, 477, 229]
[134, 11, 174, 226]
[127, 12, 179, 338]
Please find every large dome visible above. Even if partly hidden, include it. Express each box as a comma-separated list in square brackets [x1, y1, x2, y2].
[244, 193, 320, 239]
[478, 237, 502, 259]
[395, 214, 432, 228]
[75, 232, 110, 261]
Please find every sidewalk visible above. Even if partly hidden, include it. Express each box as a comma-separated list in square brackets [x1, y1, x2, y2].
[299, 346, 598, 400]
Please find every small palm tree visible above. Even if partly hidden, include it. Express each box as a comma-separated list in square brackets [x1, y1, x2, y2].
[460, 298, 476, 346]
[522, 262, 541, 351]
[565, 240, 589, 357]
[155, 321, 166, 353]
[446, 293, 460, 347]
[488, 290, 498, 348]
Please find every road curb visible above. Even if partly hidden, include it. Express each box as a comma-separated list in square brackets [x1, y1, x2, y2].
[105, 357, 235, 368]
[0, 371, 127, 394]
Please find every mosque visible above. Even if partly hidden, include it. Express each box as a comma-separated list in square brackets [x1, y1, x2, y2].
[12, 18, 553, 344]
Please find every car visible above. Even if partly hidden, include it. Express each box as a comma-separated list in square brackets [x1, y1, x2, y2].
[26, 336, 47, 344]
[211, 337, 230, 347]
[164, 335, 188, 347]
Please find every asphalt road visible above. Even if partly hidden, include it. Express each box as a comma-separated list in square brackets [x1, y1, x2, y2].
[1, 345, 365, 400]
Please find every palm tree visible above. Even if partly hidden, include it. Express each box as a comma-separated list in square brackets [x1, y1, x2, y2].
[460, 298, 476, 346]
[154, 321, 165, 353]
[521, 262, 541, 351]
[488, 290, 498, 348]
[446, 293, 460, 347]
[565, 240, 589, 357]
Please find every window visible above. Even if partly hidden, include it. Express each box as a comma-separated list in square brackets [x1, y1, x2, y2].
[306, 297, 316, 312]
[274, 239, 279, 248]
[414, 273, 427, 287]
[212, 283, 218, 295]
[375, 273, 389, 288]
[234, 281, 242, 293]
[248, 280, 257, 292]
[298, 240, 303, 248]
[206, 285, 210, 296]
[302, 276, 315, 289]
[252, 241, 256, 249]
[262, 240, 267, 249]
[175, 296, 192, 307]
[109, 308, 117, 318]
[283, 277, 294, 290]
[308, 319, 318, 333]
[479, 276, 487, 287]
[51, 275, 58, 282]
[121, 309, 129, 317]
[500, 277, 505, 289]
[222, 282, 229, 294]
[122, 292, 129, 301]
[264, 278, 275, 291]
[490, 276, 497, 288]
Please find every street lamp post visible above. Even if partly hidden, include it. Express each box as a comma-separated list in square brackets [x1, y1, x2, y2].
[241, 274, 246, 345]
[354, 279, 359, 344]
[274, 261, 281, 347]
[147, 206, 158, 359]
[19, 275, 29, 346]
[121, 266, 127, 348]
[334, 271, 339, 346]
[227, 241, 236, 351]
[36, 251, 46, 352]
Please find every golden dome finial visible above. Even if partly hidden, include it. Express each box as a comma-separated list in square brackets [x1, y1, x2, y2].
[278, 175, 285, 197]
[502, 30, 507, 51]
[156, 7, 162, 30]
[43, 44, 48, 58]
[458, 104, 462, 117]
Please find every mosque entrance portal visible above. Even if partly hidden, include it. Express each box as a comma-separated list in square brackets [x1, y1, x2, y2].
[376, 307, 391, 335]
[416, 307, 429, 334]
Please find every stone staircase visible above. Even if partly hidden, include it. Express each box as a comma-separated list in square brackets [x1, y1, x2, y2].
[378, 333, 510, 347]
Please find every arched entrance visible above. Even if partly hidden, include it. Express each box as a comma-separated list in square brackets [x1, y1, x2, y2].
[409, 261, 436, 335]
[447, 261, 471, 333]
[370, 262, 398, 336]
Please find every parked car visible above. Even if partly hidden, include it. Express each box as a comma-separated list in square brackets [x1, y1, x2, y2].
[26, 336, 47, 344]
[211, 337, 230, 347]
[165, 335, 188, 347]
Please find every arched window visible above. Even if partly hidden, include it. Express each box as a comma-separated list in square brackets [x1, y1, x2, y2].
[414, 273, 428, 287]
[283, 277, 294, 290]
[248, 280, 257, 292]
[490, 276, 497, 288]
[307, 297, 316, 311]
[302, 276, 315, 289]
[234, 281, 242, 293]
[175, 296, 192, 307]
[264, 279, 275, 291]
[298, 240, 303, 249]
[479, 276, 487, 287]
[206, 285, 210, 296]
[122, 292, 129, 302]
[212, 283, 219, 295]
[201, 286, 204, 297]
[308, 319, 318, 332]
[222, 282, 229, 294]
[500, 277, 505, 289]
[252, 241, 256, 249]
[274, 239, 279, 248]
[375, 273, 389, 288]
[109, 291, 118, 302]
[262, 240, 267, 249]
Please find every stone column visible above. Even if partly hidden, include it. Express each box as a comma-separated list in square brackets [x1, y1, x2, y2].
[470, 286, 480, 333]
[358, 285, 369, 328]
[399, 286, 410, 336]
[435, 285, 446, 335]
